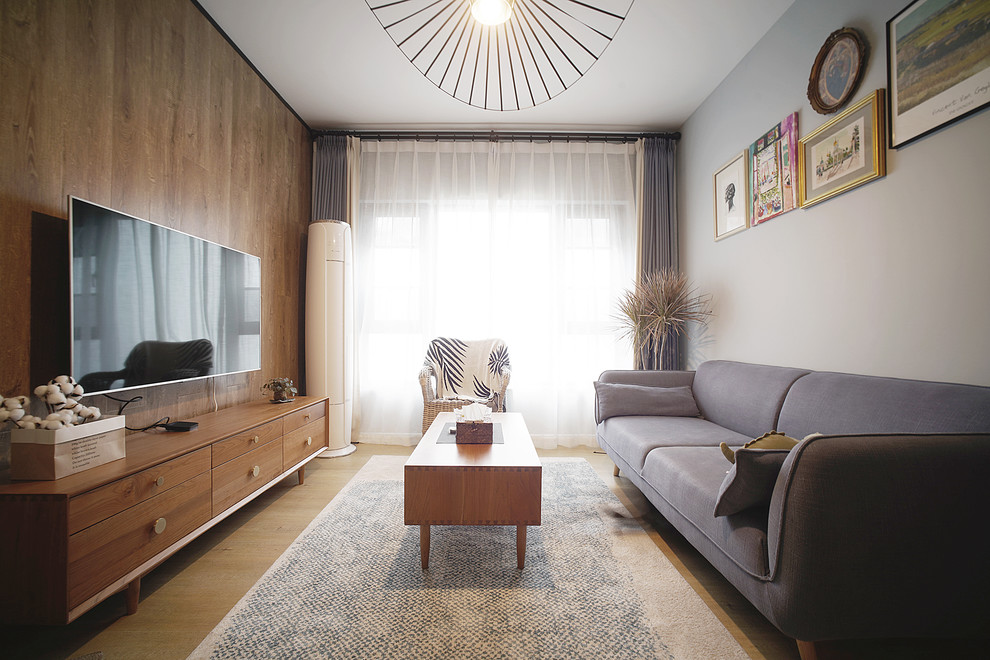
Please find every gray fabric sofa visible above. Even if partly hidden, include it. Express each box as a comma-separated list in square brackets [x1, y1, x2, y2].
[595, 360, 990, 652]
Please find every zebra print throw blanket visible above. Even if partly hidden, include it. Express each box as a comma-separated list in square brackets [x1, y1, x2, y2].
[424, 337, 510, 405]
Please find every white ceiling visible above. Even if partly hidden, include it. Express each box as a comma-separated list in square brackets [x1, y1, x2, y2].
[198, 0, 795, 132]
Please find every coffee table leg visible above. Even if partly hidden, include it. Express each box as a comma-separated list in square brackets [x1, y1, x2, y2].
[420, 524, 430, 569]
[516, 525, 527, 569]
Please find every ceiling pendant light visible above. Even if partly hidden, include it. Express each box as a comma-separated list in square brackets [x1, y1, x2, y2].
[471, 0, 514, 26]
[367, 0, 633, 112]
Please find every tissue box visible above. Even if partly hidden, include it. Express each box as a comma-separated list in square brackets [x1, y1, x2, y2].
[455, 421, 493, 444]
[10, 416, 126, 480]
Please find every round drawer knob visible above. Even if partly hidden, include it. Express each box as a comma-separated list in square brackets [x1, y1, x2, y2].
[155, 476, 165, 487]
[252, 435, 260, 444]
[153, 518, 167, 535]
[252, 465, 261, 478]
[306, 436, 312, 446]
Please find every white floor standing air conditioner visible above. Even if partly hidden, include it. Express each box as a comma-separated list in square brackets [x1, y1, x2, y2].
[305, 220, 355, 457]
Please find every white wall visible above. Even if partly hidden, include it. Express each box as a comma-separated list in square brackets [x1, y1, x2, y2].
[679, 0, 990, 386]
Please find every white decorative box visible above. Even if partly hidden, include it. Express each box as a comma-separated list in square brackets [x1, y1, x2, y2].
[10, 416, 126, 481]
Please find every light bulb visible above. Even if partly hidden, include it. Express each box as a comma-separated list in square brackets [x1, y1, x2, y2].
[471, 0, 513, 26]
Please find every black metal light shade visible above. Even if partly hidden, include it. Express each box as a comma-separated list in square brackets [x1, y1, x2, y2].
[367, 0, 633, 111]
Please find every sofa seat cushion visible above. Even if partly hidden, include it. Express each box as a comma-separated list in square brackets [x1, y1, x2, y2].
[642, 446, 771, 578]
[597, 416, 750, 473]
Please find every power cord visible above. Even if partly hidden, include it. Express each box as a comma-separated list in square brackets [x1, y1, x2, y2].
[101, 393, 144, 416]
[101, 394, 198, 432]
[126, 416, 171, 432]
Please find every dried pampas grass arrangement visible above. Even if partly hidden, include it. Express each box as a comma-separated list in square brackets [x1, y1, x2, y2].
[616, 269, 712, 370]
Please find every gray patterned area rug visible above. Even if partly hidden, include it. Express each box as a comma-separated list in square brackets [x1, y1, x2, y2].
[189, 457, 748, 660]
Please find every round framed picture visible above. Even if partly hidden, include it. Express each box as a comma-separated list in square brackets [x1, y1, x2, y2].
[807, 28, 868, 115]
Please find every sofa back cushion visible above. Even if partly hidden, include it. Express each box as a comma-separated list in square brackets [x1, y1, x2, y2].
[692, 361, 810, 438]
[777, 371, 990, 438]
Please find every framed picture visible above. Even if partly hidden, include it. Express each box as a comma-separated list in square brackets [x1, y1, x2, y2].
[713, 151, 749, 240]
[799, 89, 887, 208]
[886, 0, 990, 148]
[808, 28, 869, 114]
[750, 112, 799, 225]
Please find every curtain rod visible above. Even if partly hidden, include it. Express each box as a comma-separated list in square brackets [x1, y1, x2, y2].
[313, 130, 680, 143]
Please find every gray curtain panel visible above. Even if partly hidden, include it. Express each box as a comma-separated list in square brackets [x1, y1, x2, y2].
[312, 134, 348, 222]
[640, 136, 679, 370]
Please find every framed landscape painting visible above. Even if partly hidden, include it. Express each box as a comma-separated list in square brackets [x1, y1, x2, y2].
[749, 112, 798, 225]
[886, 0, 990, 148]
[713, 151, 749, 240]
[799, 89, 887, 208]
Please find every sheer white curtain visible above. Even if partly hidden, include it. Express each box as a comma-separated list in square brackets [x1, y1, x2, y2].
[353, 139, 637, 447]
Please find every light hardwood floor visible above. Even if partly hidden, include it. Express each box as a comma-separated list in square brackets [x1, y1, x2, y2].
[3, 443, 804, 660]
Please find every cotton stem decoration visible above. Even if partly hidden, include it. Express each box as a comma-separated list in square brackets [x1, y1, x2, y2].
[0, 375, 102, 430]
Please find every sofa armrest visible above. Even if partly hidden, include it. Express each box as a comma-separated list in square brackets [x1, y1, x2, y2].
[764, 433, 990, 641]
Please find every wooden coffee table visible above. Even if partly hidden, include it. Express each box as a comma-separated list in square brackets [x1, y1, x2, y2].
[404, 412, 542, 569]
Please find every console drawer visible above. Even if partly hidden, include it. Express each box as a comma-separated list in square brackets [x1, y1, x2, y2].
[67, 471, 211, 609]
[211, 439, 283, 515]
[283, 418, 327, 468]
[212, 419, 282, 467]
[284, 403, 325, 434]
[68, 447, 211, 535]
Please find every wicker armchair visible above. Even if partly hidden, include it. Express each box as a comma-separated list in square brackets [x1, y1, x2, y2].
[419, 337, 511, 435]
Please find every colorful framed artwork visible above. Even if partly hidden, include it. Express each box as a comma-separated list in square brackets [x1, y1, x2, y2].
[750, 112, 798, 226]
[799, 89, 887, 208]
[808, 27, 869, 114]
[886, 0, 990, 148]
[713, 151, 749, 241]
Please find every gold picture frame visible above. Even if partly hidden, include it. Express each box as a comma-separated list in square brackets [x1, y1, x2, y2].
[713, 150, 750, 240]
[799, 89, 887, 208]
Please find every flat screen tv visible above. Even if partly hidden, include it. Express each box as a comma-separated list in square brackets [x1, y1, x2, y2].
[70, 196, 261, 395]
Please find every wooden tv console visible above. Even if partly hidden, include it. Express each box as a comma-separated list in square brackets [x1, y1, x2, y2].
[0, 396, 329, 625]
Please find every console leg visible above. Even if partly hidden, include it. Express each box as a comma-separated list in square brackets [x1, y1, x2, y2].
[297, 465, 306, 485]
[125, 578, 140, 615]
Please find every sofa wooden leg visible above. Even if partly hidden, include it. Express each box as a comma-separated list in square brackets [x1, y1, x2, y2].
[795, 640, 818, 660]
[612, 463, 620, 477]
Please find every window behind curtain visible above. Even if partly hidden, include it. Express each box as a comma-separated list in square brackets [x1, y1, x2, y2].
[355, 139, 637, 447]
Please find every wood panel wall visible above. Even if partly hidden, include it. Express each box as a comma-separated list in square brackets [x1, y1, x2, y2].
[0, 0, 312, 454]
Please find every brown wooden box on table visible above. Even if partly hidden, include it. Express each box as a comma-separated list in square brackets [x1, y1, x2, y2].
[454, 421, 493, 444]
